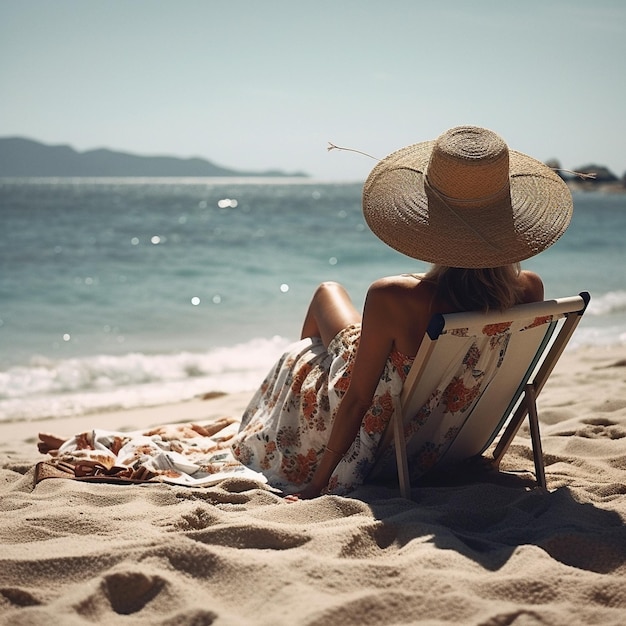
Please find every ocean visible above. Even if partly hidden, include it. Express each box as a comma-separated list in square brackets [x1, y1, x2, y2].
[1, 179, 625, 424]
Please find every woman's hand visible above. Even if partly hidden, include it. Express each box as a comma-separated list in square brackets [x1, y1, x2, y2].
[284, 486, 321, 503]
[284, 479, 325, 502]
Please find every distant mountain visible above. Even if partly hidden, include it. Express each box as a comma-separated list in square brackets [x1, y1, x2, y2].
[0, 137, 308, 178]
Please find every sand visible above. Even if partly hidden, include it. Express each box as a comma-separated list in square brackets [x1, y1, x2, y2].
[1, 345, 626, 625]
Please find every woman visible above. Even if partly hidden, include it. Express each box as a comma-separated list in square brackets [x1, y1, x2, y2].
[231, 125, 573, 498]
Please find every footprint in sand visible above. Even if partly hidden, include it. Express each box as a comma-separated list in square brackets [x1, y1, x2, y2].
[579, 417, 626, 440]
[176, 506, 222, 531]
[0, 586, 41, 608]
[101, 571, 166, 615]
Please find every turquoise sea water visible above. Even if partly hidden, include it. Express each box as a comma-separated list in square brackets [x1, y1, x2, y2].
[1, 179, 625, 422]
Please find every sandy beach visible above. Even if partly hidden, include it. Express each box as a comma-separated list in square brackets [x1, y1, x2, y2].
[1, 345, 626, 625]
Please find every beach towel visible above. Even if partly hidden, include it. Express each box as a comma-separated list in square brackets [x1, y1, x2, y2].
[35, 417, 272, 489]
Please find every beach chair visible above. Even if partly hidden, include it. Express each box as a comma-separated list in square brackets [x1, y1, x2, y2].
[374, 293, 590, 500]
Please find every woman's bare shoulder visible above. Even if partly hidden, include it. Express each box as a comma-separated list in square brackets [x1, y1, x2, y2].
[519, 270, 544, 303]
[369, 273, 426, 291]
[366, 274, 436, 317]
[364, 274, 438, 356]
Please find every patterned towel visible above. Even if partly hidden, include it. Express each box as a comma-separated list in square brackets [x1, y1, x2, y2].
[35, 417, 271, 489]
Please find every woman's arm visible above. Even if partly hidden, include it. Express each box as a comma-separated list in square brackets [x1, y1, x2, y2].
[296, 281, 397, 498]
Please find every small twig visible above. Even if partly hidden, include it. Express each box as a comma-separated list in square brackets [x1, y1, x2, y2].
[327, 142, 379, 161]
[552, 168, 597, 180]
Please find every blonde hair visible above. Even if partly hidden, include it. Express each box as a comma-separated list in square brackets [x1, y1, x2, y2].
[424, 264, 524, 312]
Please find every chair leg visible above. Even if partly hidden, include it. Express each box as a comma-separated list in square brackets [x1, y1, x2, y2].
[491, 401, 528, 470]
[394, 413, 411, 500]
[525, 383, 547, 490]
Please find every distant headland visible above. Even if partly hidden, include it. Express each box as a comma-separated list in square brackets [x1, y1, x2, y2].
[0, 137, 623, 190]
[0, 137, 308, 178]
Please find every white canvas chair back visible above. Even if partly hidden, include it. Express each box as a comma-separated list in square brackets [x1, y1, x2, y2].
[372, 293, 590, 500]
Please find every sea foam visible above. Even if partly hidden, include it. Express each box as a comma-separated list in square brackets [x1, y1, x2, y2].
[0, 336, 290, 422]
[586, 290, 626, 316]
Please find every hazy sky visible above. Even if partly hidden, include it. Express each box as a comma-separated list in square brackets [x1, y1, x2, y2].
[1, 0, 624, 180]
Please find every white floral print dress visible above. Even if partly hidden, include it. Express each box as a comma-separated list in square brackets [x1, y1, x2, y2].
[231, 324, 413, 495]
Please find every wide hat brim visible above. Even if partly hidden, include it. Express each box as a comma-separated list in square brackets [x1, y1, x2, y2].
[362, 136, 573, 268]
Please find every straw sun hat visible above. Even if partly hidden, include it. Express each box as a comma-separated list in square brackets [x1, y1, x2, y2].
[362, 126, 573, 268]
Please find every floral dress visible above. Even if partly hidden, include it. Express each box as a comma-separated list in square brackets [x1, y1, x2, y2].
[231, 324, 413, 495]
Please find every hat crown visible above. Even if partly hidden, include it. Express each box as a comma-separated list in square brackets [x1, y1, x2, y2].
[427, 126, 510, 204]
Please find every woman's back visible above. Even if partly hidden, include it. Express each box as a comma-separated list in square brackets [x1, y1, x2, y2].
[370, 268, 544, 359]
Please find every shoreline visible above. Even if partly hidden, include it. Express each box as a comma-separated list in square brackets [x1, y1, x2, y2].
[2, 343, 626, 464]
